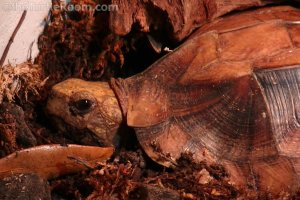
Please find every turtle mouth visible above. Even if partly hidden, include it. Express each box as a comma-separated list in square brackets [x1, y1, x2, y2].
[48, 115, 111, 147]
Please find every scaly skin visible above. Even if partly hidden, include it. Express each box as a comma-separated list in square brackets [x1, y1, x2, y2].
[46, 78, 122, 146]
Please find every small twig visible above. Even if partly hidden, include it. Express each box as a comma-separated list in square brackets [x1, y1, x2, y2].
[0, 10, 27, 67]
[67, 156, 94, 169]
[27, 40, 35, 62]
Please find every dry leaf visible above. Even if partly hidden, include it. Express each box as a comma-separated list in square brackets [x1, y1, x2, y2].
[0, 144, 113, 179]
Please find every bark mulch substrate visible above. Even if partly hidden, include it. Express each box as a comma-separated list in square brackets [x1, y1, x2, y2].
[36, 0, 163, 86]
[50, 151, 239, 200]
[0, 0, 300, 199]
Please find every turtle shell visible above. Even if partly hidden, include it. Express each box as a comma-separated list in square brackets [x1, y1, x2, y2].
[110, 6, 300, 193]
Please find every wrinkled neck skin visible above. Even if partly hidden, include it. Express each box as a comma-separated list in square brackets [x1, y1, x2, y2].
[46, 78, 124, 147]
[86, 89, 123, 146]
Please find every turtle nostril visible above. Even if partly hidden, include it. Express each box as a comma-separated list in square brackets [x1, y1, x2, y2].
[48, 90, 59, 100]
[48, 92, 54, 99]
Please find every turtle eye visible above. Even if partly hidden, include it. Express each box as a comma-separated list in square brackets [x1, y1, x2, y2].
[70, 98, 94, 115]
[69, 91, 97, 116]
[74, 99, 93, 112]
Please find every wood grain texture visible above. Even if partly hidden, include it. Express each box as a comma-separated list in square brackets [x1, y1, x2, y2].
[0, 144, 113, 179]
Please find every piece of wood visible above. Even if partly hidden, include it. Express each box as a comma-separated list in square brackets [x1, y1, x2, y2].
[109, 0, 281, 42]
[0, 144, 114, 179]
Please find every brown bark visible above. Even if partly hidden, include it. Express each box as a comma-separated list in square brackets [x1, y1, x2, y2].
[109, 0, 206, 42]
[109, 0, 281, 42]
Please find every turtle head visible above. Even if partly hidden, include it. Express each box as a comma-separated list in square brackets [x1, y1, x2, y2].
[46, 78, 123, 146]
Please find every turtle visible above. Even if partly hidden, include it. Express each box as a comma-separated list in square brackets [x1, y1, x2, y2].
[46, 5, 300, 195]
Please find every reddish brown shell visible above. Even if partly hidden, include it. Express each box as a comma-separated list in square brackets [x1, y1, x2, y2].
[111, 6, 300, 194]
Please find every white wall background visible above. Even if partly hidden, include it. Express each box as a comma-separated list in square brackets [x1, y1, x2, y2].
[0, 0, 51, 65]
